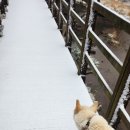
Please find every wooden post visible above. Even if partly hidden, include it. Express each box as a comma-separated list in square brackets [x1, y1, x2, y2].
[91, 0, 100, 30]
[0, 18, 3, 37]
[77, 0, 92, 75]
[3, 0, 9, 7]
[58, 0, 62, 30]
[51, 0, 55, 16]
[48, 0, 52, 9]
[0, 0, 6, 15]
[87, 0, 100, 55]
[65, 0, 73, 47]
[106, 46, 130, 128]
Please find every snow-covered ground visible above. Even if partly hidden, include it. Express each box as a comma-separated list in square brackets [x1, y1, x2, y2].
[0, 0, 92, 130]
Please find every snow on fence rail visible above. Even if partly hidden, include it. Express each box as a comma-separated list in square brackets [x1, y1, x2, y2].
[46, 0, 130, 129]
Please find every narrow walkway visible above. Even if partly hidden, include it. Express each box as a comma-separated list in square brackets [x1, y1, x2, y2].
[0, 0, 92, 129]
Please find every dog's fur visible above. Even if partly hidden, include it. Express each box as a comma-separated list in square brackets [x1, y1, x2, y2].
[73, 100, 114, 130]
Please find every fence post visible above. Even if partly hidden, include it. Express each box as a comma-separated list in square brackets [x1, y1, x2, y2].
[77, 0, 92, 75]
[106, 46, 130, 128]
[51, 0, 54, 16]
[65, 0, 73, 47]
[48, 0, 51, 9]
[58, 0, 62, 30]
[87, 0, 100, 55]
[0, 18, 3, 37]
[3, 0, 9, 7]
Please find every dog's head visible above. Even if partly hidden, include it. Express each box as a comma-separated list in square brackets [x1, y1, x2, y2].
[74, 100, 99, 130]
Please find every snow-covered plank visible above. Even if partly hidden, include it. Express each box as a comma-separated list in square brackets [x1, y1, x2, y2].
[0, 0, 92, 130]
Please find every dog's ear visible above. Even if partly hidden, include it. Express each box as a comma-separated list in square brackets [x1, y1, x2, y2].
[75, 99, 81, 114]
[90, 101, 99, 112]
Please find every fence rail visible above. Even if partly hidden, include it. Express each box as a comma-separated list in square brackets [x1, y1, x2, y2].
[88, 28, 123, 73]
[119, 106, 130, 129]
[46, 0, 130, 129]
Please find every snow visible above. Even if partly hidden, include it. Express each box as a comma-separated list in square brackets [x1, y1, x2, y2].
[0, 0, 93, 130]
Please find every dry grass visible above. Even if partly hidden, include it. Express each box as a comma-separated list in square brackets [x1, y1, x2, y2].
[101, 0, 130, 20]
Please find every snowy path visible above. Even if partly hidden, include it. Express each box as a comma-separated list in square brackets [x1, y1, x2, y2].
[0, 0, 92, 130]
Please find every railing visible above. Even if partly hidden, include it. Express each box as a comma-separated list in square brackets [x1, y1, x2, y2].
[46, 0, 130, 129]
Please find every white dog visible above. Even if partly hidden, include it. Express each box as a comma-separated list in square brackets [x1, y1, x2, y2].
[73, 100, 115, 130]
